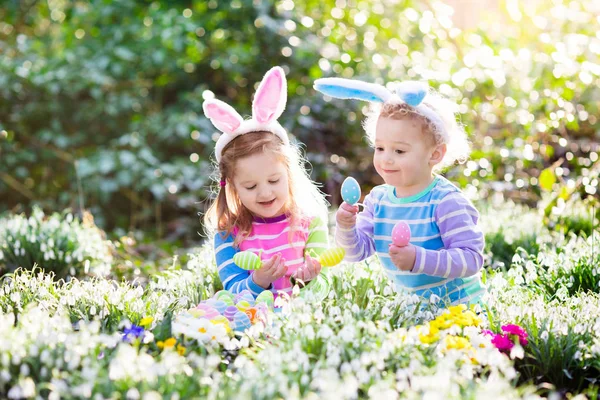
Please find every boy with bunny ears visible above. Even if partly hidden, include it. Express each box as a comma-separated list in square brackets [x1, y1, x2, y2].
[203, 67, 330, 298]
[314, 78, 486, 306]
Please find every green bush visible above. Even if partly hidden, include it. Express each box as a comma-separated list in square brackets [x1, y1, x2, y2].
[0, 207, 113, 279]
[1, 0, 598, 233]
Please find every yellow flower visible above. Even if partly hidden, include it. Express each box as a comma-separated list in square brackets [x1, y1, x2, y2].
[444, 335, 471, 350]
[163, 337, 177, 349]
[448, 304, 467, 315]
[432, 315, 454, 330]
[157, 337, 176, 350]
[139, 316, 154, 327]
[419, 332, 440, 344]
[177, 344, 186, 356]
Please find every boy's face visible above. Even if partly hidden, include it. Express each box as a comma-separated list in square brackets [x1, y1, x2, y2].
[233, 151, 290, 219]
[373, 116, 443, 193]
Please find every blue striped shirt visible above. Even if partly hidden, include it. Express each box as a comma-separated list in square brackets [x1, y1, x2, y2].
[335, 175, 486, 305]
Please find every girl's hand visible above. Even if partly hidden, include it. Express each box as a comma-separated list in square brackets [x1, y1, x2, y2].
[336, 202, 359, 229]
[252, 253, 287, 289]
[293, 255, 322, 284]
[388, 244, 417, 271]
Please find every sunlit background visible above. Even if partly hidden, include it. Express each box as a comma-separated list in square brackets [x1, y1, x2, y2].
[0, 0, 598, 242]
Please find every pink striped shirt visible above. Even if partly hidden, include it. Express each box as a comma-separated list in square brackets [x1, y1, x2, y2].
[215, 214, 328, 296]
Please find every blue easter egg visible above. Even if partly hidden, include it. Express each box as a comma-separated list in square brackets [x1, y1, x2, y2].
[341, 177, 361, 205]
[233, 311, 252, 331]
[235, 289, 253, 303]
[211, 300, 228, 314]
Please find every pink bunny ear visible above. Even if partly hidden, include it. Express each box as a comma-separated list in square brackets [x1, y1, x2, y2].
[203, 99, 243, 134]
[252, 66, 287, 124]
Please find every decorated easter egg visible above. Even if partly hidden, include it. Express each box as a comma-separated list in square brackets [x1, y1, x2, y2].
[233, 311, 252, 331]
[341, 177, 361, 205]
[206, 299, 228, 314]
[318, 247, 346, 267]
[236, 300, 251, 312]
[300, 273, 331, 303]
[233, 251, 262, 270]
[255, 303, 269, 321]
[391, 221, 411, 247]
[235, 290, 255, 305]
[244, 307, 257, 323]
[195, 304, 220, 319]
[255, 290, 274, 307]
[210, 315, 231, 333]
[214, 290, 235, 306]
[224, 305, 239, 321]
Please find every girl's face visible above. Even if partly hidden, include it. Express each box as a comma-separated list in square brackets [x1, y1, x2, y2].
[373, 117, 445, 195]
[233, 151, 290, 219]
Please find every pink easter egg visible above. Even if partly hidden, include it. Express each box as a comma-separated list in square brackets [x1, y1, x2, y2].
[391, 221, 411, 247]
[195, 304, 220, 319]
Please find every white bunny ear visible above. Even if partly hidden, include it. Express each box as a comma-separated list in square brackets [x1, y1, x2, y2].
[313, 77, 393, 103]
[203, 99, 244, 134]
[252, 66, 287, 124]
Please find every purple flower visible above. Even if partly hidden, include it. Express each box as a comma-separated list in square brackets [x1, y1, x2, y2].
[501, 324, 528, 346]
[122, 324, 145, 343]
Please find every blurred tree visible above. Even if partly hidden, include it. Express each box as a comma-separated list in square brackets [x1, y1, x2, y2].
[0, 0, 598, 240]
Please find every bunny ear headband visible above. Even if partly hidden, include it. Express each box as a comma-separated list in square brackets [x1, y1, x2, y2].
[313, 78, 450, 143]
[203, 66, 290, 163]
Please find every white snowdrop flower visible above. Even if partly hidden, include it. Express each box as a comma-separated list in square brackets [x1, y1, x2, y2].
[142, 391, 163, 400]
[8, 377, 35, 399]
[340, 362, 352, 375]
[126, 388, 141, 400]
[20, 364, 30, 377]
[510, 345, 524, 359]
[0, 370, 11, 383]
[10, 292, 20, 304]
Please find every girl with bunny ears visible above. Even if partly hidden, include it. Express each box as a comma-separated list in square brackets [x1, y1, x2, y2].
[204, 66, 330, 298]
[314, 78, 486, 306]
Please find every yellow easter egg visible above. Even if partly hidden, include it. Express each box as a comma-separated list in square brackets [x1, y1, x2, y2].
[318, 247, 345, 267]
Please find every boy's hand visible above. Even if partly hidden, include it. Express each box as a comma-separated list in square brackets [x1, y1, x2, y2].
[388, 244, 417, 272]
[252, 253, 287, 289]
[293, 255, 322, 283]
[336, 202, 359, 229]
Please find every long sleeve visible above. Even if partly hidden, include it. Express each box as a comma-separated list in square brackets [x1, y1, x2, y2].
[411, 193, 485, 278]
[304, 216, 329, 258]
[214, 232, 268, 296]
[334, 193, 376, 262]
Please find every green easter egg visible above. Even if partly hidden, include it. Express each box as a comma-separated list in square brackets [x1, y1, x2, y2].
[255, 290, 274, 306]
[236, 300, 251, 311]
[233, 251, 262, 270]
[214, 290, 235, 306]
[299, 274, 331, 303]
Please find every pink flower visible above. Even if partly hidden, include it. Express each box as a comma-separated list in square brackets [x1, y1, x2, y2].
[491, 333, 514, 351]
[501, 324, 528, 346]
